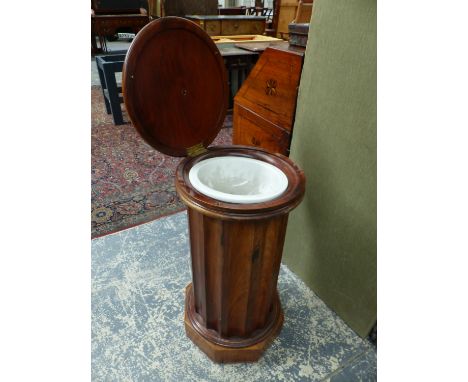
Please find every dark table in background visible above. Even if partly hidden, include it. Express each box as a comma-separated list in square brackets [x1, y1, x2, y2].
[186, 15, 266, 36]
[95, 43, 266, 125]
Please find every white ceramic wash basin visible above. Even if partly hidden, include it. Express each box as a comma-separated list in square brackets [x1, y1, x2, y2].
[188, 156, 288, 204]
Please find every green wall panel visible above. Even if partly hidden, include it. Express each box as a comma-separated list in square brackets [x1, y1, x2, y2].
[283, 0, 376, 338]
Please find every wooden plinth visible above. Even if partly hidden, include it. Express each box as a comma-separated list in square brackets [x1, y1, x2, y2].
[184, 283, 284, 363]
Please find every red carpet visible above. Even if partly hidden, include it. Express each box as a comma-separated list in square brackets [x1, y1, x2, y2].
[91, 86, 232, 238]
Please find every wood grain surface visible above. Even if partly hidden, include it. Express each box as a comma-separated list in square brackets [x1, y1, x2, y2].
[123, 17, 229, 157]
[177, 146, 305, 362]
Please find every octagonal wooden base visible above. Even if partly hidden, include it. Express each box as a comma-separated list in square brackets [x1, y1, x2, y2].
[184, 284, 284, 363]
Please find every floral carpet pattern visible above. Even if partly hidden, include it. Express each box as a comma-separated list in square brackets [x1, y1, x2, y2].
[92, 212, 377, 381]
[91, 86, 232, 238]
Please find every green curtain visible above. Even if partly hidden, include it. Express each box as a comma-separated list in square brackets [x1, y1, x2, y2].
[283, 0, 376, 338]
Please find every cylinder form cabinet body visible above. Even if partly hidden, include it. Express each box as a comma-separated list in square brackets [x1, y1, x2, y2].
[175, 147, 305, 362]
[185, 212, 287, 362]
[122, 18, 305, 363]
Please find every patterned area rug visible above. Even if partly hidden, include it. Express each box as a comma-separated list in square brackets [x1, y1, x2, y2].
[91, 86, 233, 238]
[92, 212, 377, 381]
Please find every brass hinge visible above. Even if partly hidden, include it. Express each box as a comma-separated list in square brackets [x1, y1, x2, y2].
[186, 142, 207, 157]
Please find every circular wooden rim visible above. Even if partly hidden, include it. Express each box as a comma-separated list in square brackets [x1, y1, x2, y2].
[122, 17, 229, 157]
[175, 146, 306, 219]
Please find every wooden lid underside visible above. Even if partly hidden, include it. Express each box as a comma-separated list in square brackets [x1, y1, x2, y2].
[123, 17, 229, 157]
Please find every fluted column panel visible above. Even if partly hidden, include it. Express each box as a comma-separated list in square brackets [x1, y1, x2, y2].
[188, 209, 288, 343]
[203, 215, 223, 332]
[188, 209, 206, 323]
[220, 219, 255, 337]
[246, 215, 288, 332]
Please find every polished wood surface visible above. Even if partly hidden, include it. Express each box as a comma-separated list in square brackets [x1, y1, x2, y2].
[186, 212, 287, 344]
[176, 146, 305, 362]
[123, 17, 229, 157]
[277, 0, 299, 38]
[92, 0, 147, 12]
[233, 46, 304, 155]
[186, 15, 266, 36]
[214, 35, 282, 45]
[91, 14, 149, 37]
[293, 0, 313, 23]
[234, 104, 291, 154]
[91, 0, 149, 52]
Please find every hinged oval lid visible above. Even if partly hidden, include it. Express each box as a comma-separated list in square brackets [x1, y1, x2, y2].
[123, 17, 229, 157]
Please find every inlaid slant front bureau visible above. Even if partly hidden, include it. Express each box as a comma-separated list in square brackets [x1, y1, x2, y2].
[233, 44, 305, 156]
